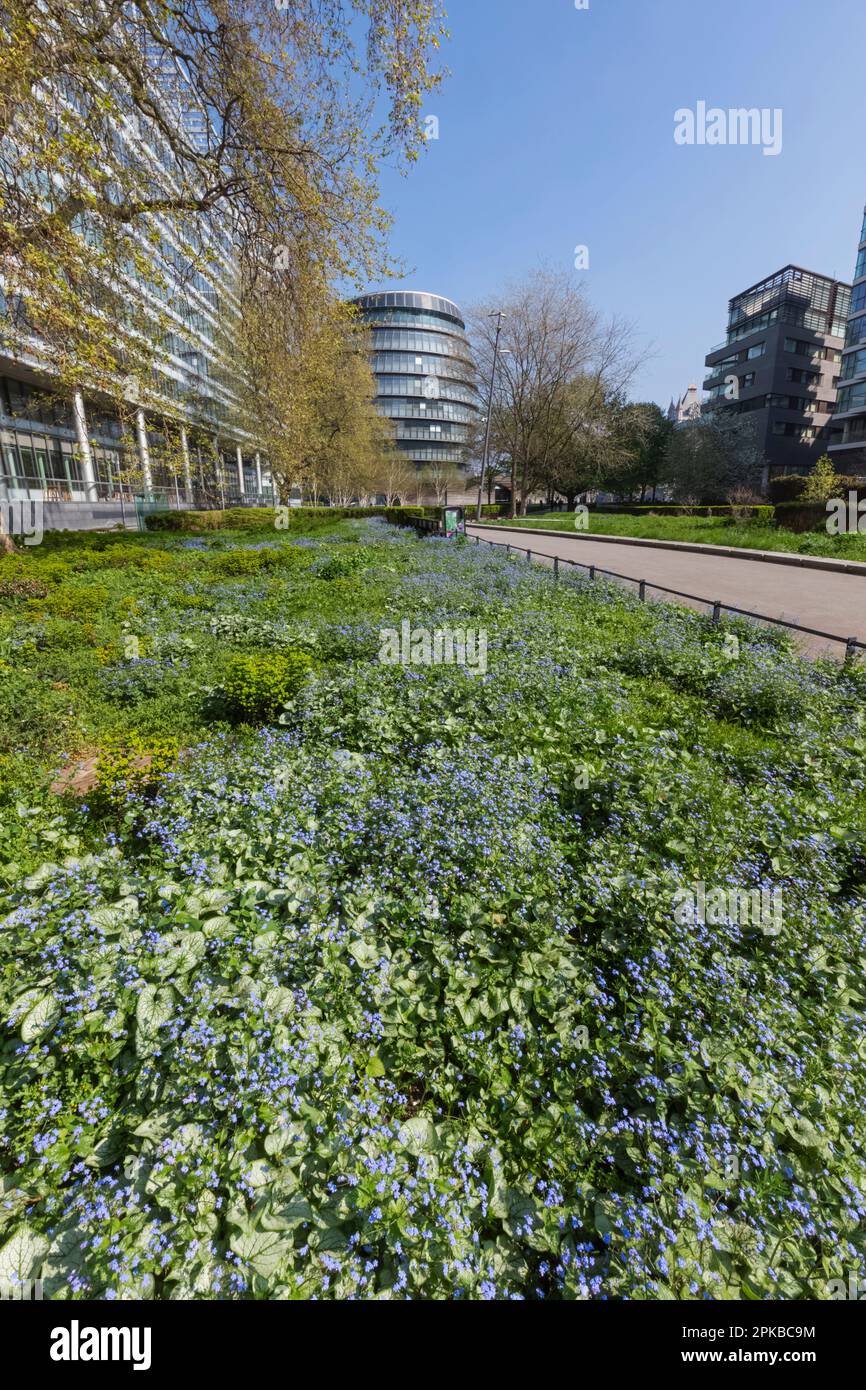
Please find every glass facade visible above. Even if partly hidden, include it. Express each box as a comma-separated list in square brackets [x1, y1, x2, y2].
[705, 265, 850, 478]
[352, 291, 479, 468]
[830, 203, 866, 466]
[0, 56, 270, 511]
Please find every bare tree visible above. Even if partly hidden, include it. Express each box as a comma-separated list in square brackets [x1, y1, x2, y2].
[375, 450, 414, 506]
[421, 458, 464, 506]
[468, 268, 646, 515]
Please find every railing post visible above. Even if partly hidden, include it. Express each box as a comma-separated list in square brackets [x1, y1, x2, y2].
[846, 637, 859, 664]
[639, 580, 646, 602]
[526, 549, 532, 563]
[553, 556, 559, 580]
[589, 565, 595, 581]
[712, 602, 722, 624]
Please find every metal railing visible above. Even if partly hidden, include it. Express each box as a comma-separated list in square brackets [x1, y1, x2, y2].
[467, 530, 865, 663]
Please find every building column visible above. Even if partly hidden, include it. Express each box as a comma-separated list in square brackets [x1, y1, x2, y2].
[135, 409, 153, 495]
[236, 444, 245, 498]
[255, 452, 263, 499]
[180, 427, 194, 504]
[72, 388, 98, 501]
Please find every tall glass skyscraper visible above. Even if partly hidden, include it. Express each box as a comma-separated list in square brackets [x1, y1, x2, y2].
[830, 205, 866, 473]
[352, 291, 479, 473]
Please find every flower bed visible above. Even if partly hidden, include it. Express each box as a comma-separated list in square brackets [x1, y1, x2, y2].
[0, 520, 864, 1299]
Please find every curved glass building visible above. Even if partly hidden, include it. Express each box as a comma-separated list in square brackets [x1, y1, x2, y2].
[351, 291, 478, 470]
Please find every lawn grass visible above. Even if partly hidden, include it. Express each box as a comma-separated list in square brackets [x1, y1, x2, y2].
[0, 517, 865, 1300]
[491, 510, 866, 562]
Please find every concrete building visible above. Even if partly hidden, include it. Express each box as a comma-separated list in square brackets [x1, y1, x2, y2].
[703, 266, 849, 482]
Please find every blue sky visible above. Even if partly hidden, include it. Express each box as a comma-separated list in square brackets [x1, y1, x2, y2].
[372, 0, 866, 407]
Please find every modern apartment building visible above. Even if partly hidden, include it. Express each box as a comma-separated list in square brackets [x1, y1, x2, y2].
[0, 40, 271, 517]
[829, 205, 866, 474]
[703, 266, 849, 482]
[351, 291, 479, 481]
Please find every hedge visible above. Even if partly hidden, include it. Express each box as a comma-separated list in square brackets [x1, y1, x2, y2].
[769, 474, 866, 504]
[591, 504, 776, 520]
[144, 505, 437, 534]
[484, 505, 777, 522]
[774, 502, 835, 533]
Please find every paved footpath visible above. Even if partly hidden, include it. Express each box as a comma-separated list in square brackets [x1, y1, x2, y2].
[467, 525, 866, 659]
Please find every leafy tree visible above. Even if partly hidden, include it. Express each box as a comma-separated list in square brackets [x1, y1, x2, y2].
[0, 1, 446, 417]
[307, 329, 396, 505]
[543, 379, 611, 507]
[599, 402, 673, 501]
[661, 407, 765, 503]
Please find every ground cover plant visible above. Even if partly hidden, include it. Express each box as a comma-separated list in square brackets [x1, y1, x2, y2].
[0, 518, 865, 1300]
[492, 509, 866, 561]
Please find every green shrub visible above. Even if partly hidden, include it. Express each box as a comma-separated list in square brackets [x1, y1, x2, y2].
[221, 649, 314, 722]
[315, 549, 368, 580]
[210, 546, 305, 577]
[89, 735, 178, 814]
[774, 502, 833, 534]
[72, 544, 174, 572]
[768, 474, 809, 504]
[800, 455, 844, 505]
[593, 504, 776, 520]
[27, 583, 110, 621]
[770, 470, 865, 505]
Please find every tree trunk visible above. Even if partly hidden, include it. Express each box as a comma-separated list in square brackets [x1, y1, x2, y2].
[0, 507, 17, 554]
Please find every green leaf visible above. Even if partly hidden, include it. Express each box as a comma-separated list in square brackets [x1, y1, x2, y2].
[505, 1193, 538, 1240]
[20, 993, 60, 1042]
[0, 1227, 49, 1284]
[230, 1229, 293, 1277]
[349, 938, 380, 969]
[41, 1224, 86, 1297]
[85, 1130, 126, 1169]
[153, 931, 206, 978]
[259, 1199, 313, 1232]
[135, 984, 176, 1053]
[90, 897, 139, 930]
[398, 1116, 437, 1154]
[786, 1116, 825, 1154]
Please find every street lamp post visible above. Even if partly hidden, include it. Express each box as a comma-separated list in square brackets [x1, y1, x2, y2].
[476, 311, 506, 522]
